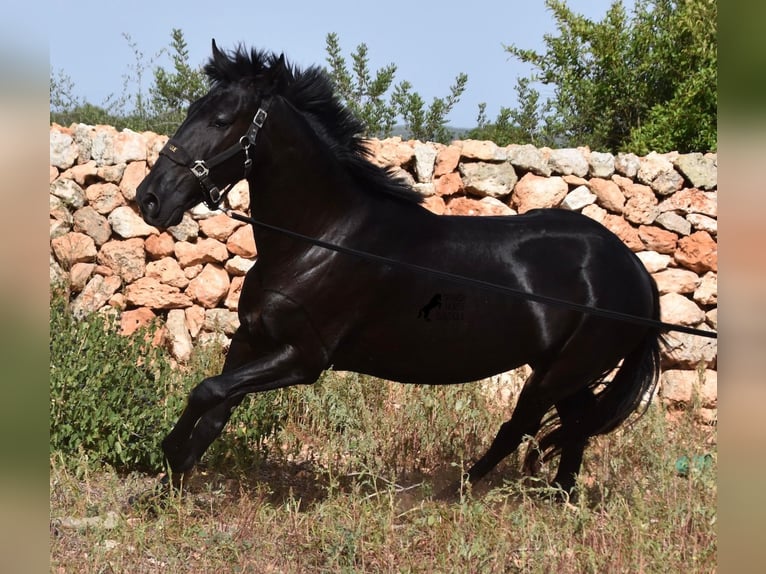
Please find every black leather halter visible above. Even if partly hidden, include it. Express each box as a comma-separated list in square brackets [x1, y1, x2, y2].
[158, 98, 271, 209]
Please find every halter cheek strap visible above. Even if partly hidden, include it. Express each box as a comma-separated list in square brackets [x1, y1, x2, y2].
[159, 98, 271, 210]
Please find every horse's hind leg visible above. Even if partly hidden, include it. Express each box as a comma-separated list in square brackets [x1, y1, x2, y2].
[522, 388, 598, 497]
[464, 371, 552, 486]
[551, 389, 599, 495]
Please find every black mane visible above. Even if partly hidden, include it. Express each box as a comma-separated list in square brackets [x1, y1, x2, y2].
[205, 44, 423, 204]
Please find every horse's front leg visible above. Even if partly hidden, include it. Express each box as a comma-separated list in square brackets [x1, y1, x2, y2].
[161, 340, 321, 476]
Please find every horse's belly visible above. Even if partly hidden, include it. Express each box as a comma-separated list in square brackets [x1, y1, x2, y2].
[331, 312, 532, 385]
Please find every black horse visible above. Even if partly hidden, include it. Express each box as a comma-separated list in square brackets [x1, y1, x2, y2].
[136, 41, 662, 496]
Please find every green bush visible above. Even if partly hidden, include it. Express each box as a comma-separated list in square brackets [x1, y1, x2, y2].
[50, 291, 179, 471]
[49, 289, 292, 473]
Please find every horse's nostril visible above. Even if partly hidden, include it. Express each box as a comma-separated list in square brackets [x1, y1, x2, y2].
[142, 193, 160, 217]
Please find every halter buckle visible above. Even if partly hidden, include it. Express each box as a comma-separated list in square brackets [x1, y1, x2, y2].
[191, 161, 210, 178]
[253, 108, 268, 128]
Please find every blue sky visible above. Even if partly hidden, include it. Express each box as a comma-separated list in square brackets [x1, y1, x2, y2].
[48, 0, 633, 127]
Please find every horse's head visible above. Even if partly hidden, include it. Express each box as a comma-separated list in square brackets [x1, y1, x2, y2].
[136, 40, 286, 228]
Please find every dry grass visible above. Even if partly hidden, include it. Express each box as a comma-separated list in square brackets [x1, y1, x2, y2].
[50, 369, 716, 573]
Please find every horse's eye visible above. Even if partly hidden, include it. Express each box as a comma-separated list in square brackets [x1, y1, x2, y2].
[212, 118, 230, 129]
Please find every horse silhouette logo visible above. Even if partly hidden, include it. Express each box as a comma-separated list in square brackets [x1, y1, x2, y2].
[417, 294, 442, 321]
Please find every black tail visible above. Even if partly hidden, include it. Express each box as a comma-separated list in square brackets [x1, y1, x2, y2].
[527, 327, 662, 469]
[586, 327, 662, 436]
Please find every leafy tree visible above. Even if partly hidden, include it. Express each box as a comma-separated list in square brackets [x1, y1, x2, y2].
[149, 28, 209, 134]
[325, 32, 399, 138]
[324, 32, 468, 143]
[476, 0, 716, 153]
[469, 77, 545, 146]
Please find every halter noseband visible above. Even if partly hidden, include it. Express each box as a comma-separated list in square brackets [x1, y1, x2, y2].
[159, 98, 271, 210]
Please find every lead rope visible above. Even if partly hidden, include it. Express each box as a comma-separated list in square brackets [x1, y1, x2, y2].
[220, 207, 717, 340]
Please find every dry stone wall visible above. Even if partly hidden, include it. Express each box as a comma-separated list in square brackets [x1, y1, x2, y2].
[49, 124, 718, 421]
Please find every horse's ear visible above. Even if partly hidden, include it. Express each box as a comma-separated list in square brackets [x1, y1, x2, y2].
[211, 39, 223, 58]
[268, 53, 289, 91]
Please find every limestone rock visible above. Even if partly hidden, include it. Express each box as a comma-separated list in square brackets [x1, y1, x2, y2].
[73, 206, 112, 246]
[145, 257, 189, 289]
[203, 308, 240, 336]
[226, 179, 250, 211]
[561, 185, 596, 211]
[434, 172, 464, 197]
[658, 188, 717, 218]
[69, 262, 96, 292]
[581, 203, 607, 224]
[224, 255, 256, 276]
[618, 180, 659, 225]
[111, 129, 147, 164]
[661, 369, 717, 408]
[225, 276, 244, 311]
[186, 264, 230, 308]
[108, 205, 158, 239]
[119, 161, 147, 201]
[445, 196, 515, 216]
[421, 195, 446, 215]
[175, 238, 229, 267]
[661, 330, 717, 369]
[166, 309, 193, 362]
[507, 144, 551, 176]
[652, 268, 701, 295]
[650, 168, 684, 196]
[167, 213, 200, 242]
[50, 195, 73, 225]
[637, 225, 677, 254]
[511, 173, 567, 213]
[589, 178, 625, 214]
[587, 151, 615, 179]
[51, 179, 86, 210]
[119, 307, 157, 336]
[674, 231, 717, 274]
[614, 152, 640, 178]
[693, 271, 717, 306]
[660, 292, 705, 326]
[674, 153, 717, 190]
[185, 305, 206, 338]
[96, 164, 126, 184]
[226, 226, 257, 258]
[199, 213, 245, 241]
[459, 161, 518, 199]
[97, 238, 146, 282]
[85, 182, 126, 215]
[602, 214, 643, 251]
[547, 148, 589, 177]
[636, 152, 674, 187]
[414, 142, 438, 182]
[434, 144, 461, 177]
[51, 232, 97, 267]
[459, 140, 507, 161]
[365, 137, 414, 167]
[636, 251, 672, 273]
[71, 274, 122, 319]
[655, 212, 691, 236]
[686, 213, 717, 236]
[50, 127, 79, 169]
[144, 232, 176, 260]
[124, 277, 192, 309]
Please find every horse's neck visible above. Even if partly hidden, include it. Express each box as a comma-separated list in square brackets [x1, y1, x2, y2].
[246, 145, 363, 248]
